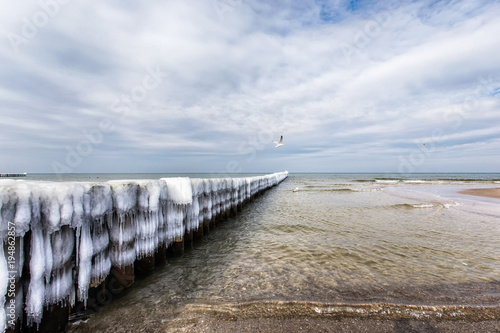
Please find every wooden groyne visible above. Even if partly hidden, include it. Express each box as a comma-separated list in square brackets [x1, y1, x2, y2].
[0, 174, 26, 178]
[0, 172, 288, 332]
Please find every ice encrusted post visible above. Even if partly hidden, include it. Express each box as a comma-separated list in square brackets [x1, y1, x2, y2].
[0, 171, 288, 332]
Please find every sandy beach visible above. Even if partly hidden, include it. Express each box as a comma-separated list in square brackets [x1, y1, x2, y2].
[167, 302, 500, 333]
[70, 305, 500, 333]
[458, 187, 500, 199]
[178, 317, 500, 333]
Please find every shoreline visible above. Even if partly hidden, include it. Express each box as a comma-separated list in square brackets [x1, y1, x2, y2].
[69, 301, 500, 332]
[178, 317, 500, 333]
[458, 187, 500, 199]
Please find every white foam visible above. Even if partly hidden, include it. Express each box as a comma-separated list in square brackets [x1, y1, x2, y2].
[410, 203, 438, 208]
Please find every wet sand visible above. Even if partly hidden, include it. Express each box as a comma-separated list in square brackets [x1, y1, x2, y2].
[181, 317, 500, 333]
[459, 187, 500, 199]
[69, 311, 500, 333]
[69, 301, 500, 333]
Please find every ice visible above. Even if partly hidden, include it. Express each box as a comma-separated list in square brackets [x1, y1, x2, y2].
[39, 227, 75, 307]
[191, 179, 205, 227]
[39, 183, 74, 233]
[162, 177, 193, 205]
[204, 179, 214, 221]
[44, 231, 53, 284]
[0, 172, 288, 328]
[77, 221, 93, 304]
[134, 180, 163, 258]
[108, 215, 136, 245]
[0, 185, 16, 237]
[51, 227, 74, 271]
[13, 183, 32, 236]
[0, 242, 7, 333]
[88, 184, 112, 220]
[26, 227, 45, 326]
[91, 218, 111, 282]
[109, 181, 138, 216]
[71, 184, 85, 229]
[45, 264, 73, 306]
[108, 182, 138, 267]
[11, 282, 24, 330]
[108, 213, 136, 267]
[161, 178, 193, 241]
[1, 235, 25, 330]
[91, 221, 109, 257]
[91, 251, 111, 282]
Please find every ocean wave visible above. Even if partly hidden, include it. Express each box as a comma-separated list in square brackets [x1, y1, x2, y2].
[301, 188, 383, 193]
[353, 177, 500, 184]
[393, 203, 443, 209]
[350, 188, 382, 192]
[402, 180, 446, 184]
[182, 301, 500, 321]
[375, 179, 400, 184]
[392, 201, 460, 209]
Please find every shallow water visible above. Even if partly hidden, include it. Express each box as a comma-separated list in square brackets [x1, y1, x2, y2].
[69, 173, 500, 330]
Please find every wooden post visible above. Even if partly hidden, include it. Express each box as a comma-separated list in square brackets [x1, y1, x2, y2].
[135, 255, 155, 276]
[108, 264, 135, 293]
[36, 304, 69, 333]
[195, 223, 204, 240]
[154, 242, 167, 265]
[168, 236, 184, 255]
[203, 218, 210, 234]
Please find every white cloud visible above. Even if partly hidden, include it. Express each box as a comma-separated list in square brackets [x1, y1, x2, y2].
[0, 0, 499, 173]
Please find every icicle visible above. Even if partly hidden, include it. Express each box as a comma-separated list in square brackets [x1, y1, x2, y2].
[43, 231, 53, 284]
[133, 180, 162, 258]
[204, 179, 213, 222]
[26, 226, 45, 326]
[109, 182, 138, 267]
[51, 227, 74, 271]
[77, 221, 93, 305]
[161, 178, 193, 241]
[0, 242, 7, 333]
[43, 228, 74, 306]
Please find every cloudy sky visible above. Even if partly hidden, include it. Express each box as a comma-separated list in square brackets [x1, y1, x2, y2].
[1, 0, 499, 174]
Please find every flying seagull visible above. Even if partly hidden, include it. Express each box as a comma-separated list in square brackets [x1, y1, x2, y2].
[273, 135, 284, 148]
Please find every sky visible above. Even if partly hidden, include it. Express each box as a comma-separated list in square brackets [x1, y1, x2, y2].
[1, 0, 499, 174]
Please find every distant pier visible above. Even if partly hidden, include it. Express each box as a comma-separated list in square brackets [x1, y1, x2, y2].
[0, 173, 26, 178]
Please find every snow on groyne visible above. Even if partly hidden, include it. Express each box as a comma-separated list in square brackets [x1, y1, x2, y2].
[0, 172, 288, 332]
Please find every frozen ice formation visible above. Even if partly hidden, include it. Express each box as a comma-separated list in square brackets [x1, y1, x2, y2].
[0, 172, 288, 330]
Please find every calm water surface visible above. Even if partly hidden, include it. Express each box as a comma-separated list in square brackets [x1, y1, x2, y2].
[69, 173, 500, 330]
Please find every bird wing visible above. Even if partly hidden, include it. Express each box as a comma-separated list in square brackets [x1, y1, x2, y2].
[279, 135, 283, 144]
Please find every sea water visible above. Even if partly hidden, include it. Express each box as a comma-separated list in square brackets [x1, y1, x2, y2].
[66, 173, 500, 329]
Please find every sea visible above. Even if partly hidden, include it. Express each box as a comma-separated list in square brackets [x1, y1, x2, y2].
[22, 172, 498, 330]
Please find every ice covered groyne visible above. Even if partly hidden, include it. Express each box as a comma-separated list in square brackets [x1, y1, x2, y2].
[0, 171, 288, 332]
